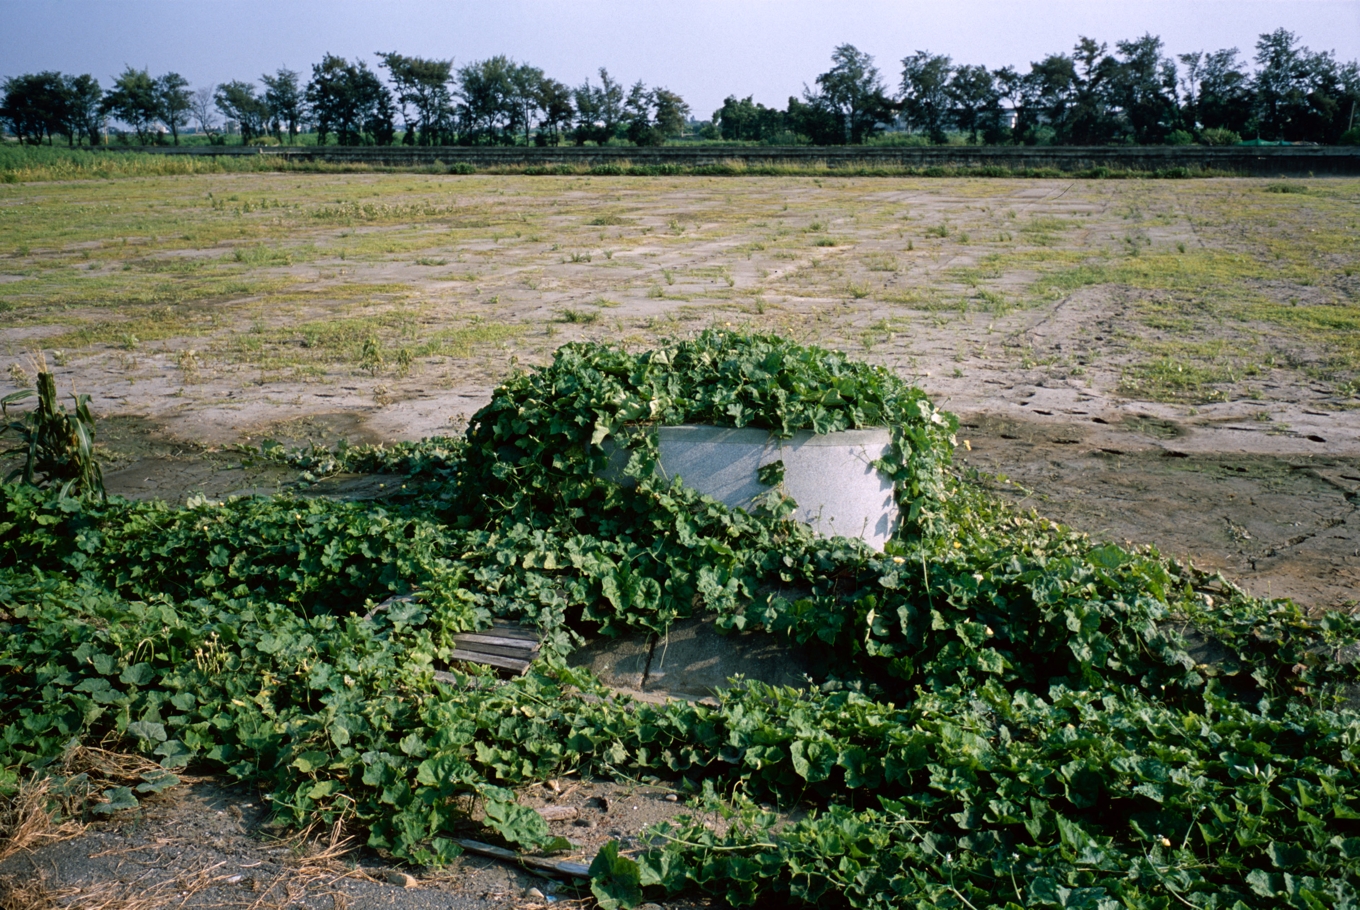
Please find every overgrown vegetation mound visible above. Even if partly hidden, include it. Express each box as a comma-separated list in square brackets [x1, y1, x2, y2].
[3, 331, 1360, 909]
[448, 332, 956, 648]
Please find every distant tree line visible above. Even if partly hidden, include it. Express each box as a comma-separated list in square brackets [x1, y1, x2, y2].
[715, 31, 1359, 146]
[0, 52, 691, 149]
[2, 29, 1356, 148]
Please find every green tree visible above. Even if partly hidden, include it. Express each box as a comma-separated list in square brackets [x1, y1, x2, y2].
[214, 81, 268, 143]
[0, 72, 65, 145]
[154, 72, 191, 145]
[1017, 54, 1076, 144]
[992, 65, 1028, 143]
[1252, 28, 1353, 142]
[622, 81, 689, 146]
[261, 68, 304, 143]
[572, 68, 624, 145]
[1110, 34, 1179, 144]
[715, 95, 758, 140]
[306, 56, 347, 145]
[305, 54, 394, 146]
[1181, 48, 1253, 136]
[378, 53, 454, 145]
[946, 64, 1003, 143]
[64, 74, 104, 146]
[1063, 37, 1121, 144]
[362, 73, 397, 146]
[816, 44, 894, 143]
[654, 88, 690, 142]
[900, 51, 953, 143]
[785, 93, 842, 145]
[1178, 50, 1205, 132]
[101, 66, 159, 144]
[535, 77, 574, 146]
[457, 56, 518, 144]
[507, 62, 547, 146]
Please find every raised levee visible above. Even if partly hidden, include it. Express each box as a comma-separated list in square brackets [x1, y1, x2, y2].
[98, 144, 1360, 176]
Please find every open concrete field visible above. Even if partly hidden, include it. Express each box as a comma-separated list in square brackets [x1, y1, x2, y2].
[3, 173, 1360, 906]
[5, 173, 1360, 607]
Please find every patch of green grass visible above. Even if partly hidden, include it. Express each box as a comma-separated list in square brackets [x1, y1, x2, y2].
[557, 308, 599, 324]
[4, 172, 1354, 399]
[214, 307, 521, 375]
[8, 273, 299, 316]
[1119, 356, 1237, 402]
[0, 145, 277, 183]
[947, 266, 1000, 285]
[980, 249, 1091, 269]
[232, 244, 300, 266]
[1035, 250, 1318, 296]
[974, 289, 1008, 312]
[1021, 216, 1078, 234]
[43, 310, 211, 349]
[1238, 301, 1360, 371]
[1117, 337, 1264, 403]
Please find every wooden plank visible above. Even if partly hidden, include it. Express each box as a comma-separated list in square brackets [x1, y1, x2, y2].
[449, 642, 540, 660]
[448, 649, 531, 673]
[450, 633, 540, 652]
[483, 622, 540, 641]
[452, 632, 539, 649]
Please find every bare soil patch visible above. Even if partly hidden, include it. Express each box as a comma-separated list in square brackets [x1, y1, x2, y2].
[0, 776, 708, 910]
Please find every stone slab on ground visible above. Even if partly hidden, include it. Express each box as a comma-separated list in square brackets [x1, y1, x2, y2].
[569, 633, 652, 691]
[570, 616, 814, 700]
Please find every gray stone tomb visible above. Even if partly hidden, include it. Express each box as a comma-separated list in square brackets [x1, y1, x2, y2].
[607, 424, 900, 552]
[584, 423, 899, 698]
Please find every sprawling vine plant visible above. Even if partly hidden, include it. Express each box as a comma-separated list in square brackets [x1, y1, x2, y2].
[2, 331, 1359, 909]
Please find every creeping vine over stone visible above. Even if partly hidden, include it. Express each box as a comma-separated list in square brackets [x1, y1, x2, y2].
[2, 332, 1359, 909]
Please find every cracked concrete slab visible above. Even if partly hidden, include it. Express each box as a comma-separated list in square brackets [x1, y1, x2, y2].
[569, 617, 814, 701]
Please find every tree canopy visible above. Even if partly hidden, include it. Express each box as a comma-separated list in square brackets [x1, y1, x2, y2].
[378, 52, 455, 146]
[101, 66, 159, 144]
[3, 28, 1357, 149]
[305, 54, 394, 146]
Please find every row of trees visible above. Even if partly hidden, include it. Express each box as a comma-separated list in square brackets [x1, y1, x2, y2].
[715, 30, 1359, 146]
[3, 29, 1356, 148]
[0, 53, 691, 148]
[0, 69, 170, 146]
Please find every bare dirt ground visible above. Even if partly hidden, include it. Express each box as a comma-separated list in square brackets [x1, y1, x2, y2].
[2, 174, 1359, 907]
[1, 774, 702, 910]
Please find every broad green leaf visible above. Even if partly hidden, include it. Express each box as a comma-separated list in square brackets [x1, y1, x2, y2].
[589, 840, 643, 910]
[93, 786, 139, 815]
[126, 721, 167, 743]
[483, 799, 550, 847]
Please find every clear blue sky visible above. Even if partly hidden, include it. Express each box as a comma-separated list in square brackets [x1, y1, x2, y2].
[3, 0, 1357, 116]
